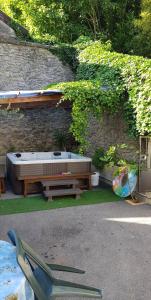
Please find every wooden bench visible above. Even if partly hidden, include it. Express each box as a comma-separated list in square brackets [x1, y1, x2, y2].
[43, 188, 82, 201]
[21, 173, 92, 197]
[41, 179, 79, 189]
[41, 179, 82, 201]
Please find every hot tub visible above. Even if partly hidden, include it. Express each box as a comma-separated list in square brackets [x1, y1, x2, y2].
[7, 152, 92, 194]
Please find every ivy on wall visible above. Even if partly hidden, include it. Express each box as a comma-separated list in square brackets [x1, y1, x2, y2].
[46, 79, 125, 151]
[47, 41, 151, 151]
[77, 42, 151, 136]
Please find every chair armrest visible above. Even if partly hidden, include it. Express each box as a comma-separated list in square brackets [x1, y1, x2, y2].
[47, 263, 85, 274]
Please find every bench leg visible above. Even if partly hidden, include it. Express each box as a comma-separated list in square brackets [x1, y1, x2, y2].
[24, 181, 28, 197]
[88, 175, 92, 190]
[47, 196, 53, 202]
[75, 194, 80, 199]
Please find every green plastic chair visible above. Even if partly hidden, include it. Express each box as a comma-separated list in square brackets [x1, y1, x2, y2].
[8, 230, 103, 300]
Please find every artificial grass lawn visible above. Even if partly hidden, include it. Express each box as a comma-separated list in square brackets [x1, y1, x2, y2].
[0, 188, 120, 215]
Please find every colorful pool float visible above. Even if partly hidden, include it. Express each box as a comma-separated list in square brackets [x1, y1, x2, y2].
[113, 170, 137, 197]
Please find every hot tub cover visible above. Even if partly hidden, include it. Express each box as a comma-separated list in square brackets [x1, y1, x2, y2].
[0, 89, 62, 99]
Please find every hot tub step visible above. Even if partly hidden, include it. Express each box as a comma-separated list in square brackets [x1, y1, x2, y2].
[41, 179, 79, 188]
[43, 188, 82, 201]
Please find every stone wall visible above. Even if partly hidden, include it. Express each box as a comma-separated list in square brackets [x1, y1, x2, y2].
[0, 108, 71, 155]
[87, 112, 139, 161]
[0, 20, 16, 38]
[0, 108, 139, 160]
[0, 41, 74, 91]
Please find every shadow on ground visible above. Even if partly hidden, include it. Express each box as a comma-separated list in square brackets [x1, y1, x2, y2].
[0, 201, 151, 300]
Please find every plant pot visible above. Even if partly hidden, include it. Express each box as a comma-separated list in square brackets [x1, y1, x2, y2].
[91, 172, 100, 186]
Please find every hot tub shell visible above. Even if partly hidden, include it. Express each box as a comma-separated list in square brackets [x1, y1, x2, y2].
[7, 152, 92, 194]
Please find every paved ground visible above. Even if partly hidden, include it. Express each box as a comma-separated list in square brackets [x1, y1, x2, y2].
[0, 201, 151, 300]
[0, 182, 41, 199]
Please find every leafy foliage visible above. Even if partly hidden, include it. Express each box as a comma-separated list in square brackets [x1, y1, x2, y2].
[0, 0, 91, 42]
[77, 42, 151, 136]
[1, 1, 150, 154]
[9, 19, 31, 40]
[92, 144, 138, 176]
[113, 162, 138, 177]
[53, 129, 77, 151]
[47, 78, 124, 151]
[99, 144, 138, 176]
[47, 42, 151, 151]
[100, 144, 127, 167]
[96, 0, 141, 54]
[92, 147, 105, 170]
[131, 0, 151, 58]
[1, 0, 151, 57]
[53, 130, 69, 151]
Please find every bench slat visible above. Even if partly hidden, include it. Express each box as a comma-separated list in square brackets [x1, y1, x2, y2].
[44, 188, 82, 198]
[41, 179, 79, 187]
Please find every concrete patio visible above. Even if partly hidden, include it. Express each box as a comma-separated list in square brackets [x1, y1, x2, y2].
[0, 201, 151, 300]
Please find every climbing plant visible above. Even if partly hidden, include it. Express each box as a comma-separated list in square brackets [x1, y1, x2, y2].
[46, 42, 151, 152]
[77, 42, 151, 136]
[46, 78, 125, 152]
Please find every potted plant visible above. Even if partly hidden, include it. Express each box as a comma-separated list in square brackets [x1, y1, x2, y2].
[99, 144, 131, 182]
[92, 144, 137, 186]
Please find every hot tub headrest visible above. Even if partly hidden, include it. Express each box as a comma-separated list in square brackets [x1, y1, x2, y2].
[15, 153, 21, 158]
[53, 151, 61, 156]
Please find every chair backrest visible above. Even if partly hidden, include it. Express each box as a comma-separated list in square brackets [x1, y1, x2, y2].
[8, 230, 102, 300]
[8, 229, 53, 300]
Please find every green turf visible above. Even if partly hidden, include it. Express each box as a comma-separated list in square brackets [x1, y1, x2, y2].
[0, 188, 120, 215]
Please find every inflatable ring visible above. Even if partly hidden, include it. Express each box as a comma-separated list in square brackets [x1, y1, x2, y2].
[113, 170, 137, 197]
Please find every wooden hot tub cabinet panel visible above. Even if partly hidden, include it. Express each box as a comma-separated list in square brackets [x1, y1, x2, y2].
[7, 157, 92, 195]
